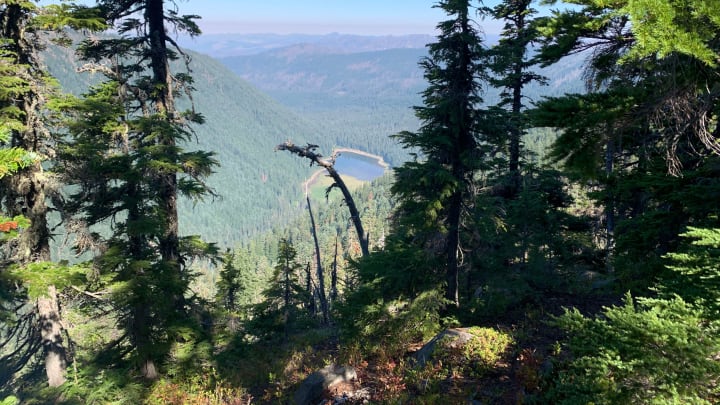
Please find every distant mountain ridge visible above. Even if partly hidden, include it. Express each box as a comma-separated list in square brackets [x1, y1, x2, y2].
[222, 47, 428, 100]
[206, 35, 585, 166]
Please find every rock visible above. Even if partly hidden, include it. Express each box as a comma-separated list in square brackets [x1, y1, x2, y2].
[329, 387, 372, 404]
[293, 364, 357, 405]
[414, 328, 478, 368]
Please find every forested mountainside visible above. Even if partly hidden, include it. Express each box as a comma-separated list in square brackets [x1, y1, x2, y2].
[2, 0, 720, 404]
[43, 40, 330, 243]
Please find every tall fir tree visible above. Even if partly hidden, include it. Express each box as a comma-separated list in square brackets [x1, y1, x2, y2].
[216, 250, 243, 313]
[0, 1, 52, 266]
[392, 0, 489, 308]
[482, 0, 545, 190]
[59, 0, 218, 379]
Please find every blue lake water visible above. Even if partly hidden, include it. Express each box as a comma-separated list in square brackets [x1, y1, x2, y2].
[333, 151, 387, 181]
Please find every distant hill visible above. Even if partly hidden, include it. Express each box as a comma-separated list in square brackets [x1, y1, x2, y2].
[222, 47, 427, 104]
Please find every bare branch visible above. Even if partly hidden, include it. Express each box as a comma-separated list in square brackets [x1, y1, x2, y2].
[276, 141, 370, 257]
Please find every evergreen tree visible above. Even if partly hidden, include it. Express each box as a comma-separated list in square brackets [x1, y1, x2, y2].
[620, 0, 720, 67]
[548, 293, 720, 404]
[661, 226, 720, 320]
[249, 238, 310, 340]
[216, 250, 243, 312]
[482, 0, 545, 190]
[534, 0, 720, 286]
[0, 0, 53, 266]
[392, 0, 489, 307]
[59, 0, 218, 379]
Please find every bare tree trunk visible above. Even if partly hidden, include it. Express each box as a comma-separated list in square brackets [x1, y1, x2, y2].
[276, 142, 369, 257]
[331, 234, 339, 302]
[37, 286, 66, 387]
[306, 195, 329, 324]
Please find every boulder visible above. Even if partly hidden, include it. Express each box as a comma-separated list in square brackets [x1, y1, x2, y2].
[293, 364, 357, 405]
[414, 328, 477, 368]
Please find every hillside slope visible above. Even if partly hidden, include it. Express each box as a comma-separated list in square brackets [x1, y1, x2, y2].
[43, 44, 330, 245]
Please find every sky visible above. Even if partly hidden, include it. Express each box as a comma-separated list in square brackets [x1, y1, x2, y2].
[37, 0, 517, 36]
[160, 0, 499, 35]
[177, 0, 454, 35]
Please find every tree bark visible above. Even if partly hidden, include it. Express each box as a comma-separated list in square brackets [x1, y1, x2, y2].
[605, 135, 615, 272]
[133, 303, 158, 380]
[37, 286, 67, 387]
[304, 262, 316, 315]
[283, 254, 291, 340]
[507, 2, 528, 188]
[146, 0, 181, 278]
[1, 5, 66, 383]
[446, 189, 462, 308]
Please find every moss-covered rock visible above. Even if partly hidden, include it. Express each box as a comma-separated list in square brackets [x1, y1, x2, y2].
[414, 327, 513, 376]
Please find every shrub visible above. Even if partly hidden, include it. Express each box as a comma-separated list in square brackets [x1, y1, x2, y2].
[463, 327, 514, 371]
[146, 368, 249, 405]
[546, 293, 720, 404]
[340, 288, 445, 360]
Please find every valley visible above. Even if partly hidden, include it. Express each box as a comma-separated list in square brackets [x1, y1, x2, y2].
[39, 32, 585, 255]
[29, 31, 587, 249]
[3, 2, 719, 404]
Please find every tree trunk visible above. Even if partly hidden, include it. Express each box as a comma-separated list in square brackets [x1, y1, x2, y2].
[133, 302, 158, 380]
[305, 262, 316, 315]
[324, 164, 370, 257]
[37, 285, 66, 387]
[508, 2, 528, 190]
[604, 136, 615, 272]
[307, 195, 329, 324]
[331, 235, 339, 302]
[147, 0, 181, 279]
[1, 2, 69, 385]
[446, 189, 462, 308]
[284, 257, 290, 340]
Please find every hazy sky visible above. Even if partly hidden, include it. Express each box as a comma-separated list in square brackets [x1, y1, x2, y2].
[149, 1, 509, 35]
[178, 0, 456, 35]
[37, 1, 514, 35]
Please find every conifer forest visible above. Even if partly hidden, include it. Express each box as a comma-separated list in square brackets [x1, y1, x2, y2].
[2, 0, 720, 403]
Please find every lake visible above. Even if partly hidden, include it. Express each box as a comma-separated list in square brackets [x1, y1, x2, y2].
[333, 150, 388, 181]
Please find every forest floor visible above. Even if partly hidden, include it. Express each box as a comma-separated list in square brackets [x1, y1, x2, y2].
[241, 290, 621, 404]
